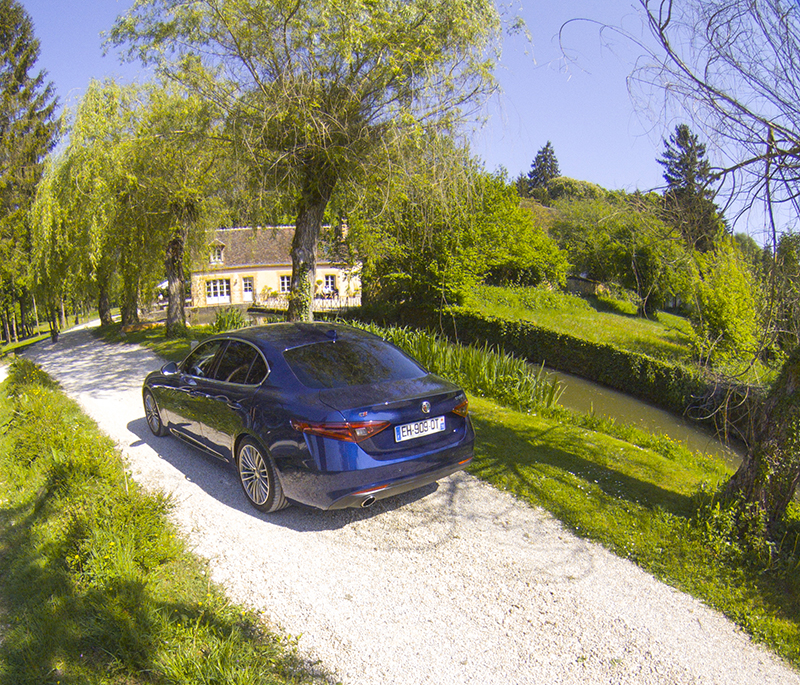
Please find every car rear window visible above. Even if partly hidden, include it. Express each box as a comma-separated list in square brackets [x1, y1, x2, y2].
[283, 339, 426, 389]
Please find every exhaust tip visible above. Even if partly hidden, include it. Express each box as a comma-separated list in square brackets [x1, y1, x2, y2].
[361, 495, 376, 508]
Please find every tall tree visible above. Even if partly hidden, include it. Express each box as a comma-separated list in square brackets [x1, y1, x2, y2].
[110, 0, 501, 321]
[0, 0, 58, 339]
[657, 124, 723, 252]
[527, 141, 560, 192]
[632, 0, 800, 533]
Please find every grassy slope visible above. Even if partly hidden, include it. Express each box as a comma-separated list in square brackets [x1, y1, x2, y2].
[464, 284, 696, 363]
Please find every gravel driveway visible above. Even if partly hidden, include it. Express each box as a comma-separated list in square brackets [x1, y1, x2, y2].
[21, 327, 800, 685]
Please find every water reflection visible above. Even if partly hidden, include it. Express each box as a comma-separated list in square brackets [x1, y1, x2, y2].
[550, 369, 744, 469]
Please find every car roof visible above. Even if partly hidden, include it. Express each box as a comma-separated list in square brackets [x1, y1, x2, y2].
[216, 322, 382, 352]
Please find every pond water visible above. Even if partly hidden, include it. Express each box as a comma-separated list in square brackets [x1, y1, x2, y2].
[550, 369, 745, 469]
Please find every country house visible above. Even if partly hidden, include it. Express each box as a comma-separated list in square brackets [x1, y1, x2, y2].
[190, 226, 361, 310]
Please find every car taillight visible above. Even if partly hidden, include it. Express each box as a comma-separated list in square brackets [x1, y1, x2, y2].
[291, 419, 391, 443]
[452, 399, 469, 417]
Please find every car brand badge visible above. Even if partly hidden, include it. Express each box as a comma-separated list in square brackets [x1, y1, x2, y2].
[421, 401, 431, 414]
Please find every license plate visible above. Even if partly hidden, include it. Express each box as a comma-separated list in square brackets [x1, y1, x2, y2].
[394, 416, 446, 443]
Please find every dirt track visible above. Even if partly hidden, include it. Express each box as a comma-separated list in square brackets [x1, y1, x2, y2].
[20, 327, 800, 685]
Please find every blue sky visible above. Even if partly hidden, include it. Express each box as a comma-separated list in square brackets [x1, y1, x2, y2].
[21, 0, 669, 193]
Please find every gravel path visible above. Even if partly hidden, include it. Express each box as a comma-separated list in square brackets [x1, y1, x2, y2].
[20, 328, 800, 685]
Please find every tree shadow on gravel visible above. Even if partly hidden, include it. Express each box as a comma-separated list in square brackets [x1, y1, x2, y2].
[127, 417, 439, 533]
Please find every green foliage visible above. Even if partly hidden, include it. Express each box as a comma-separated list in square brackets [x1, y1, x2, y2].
[353, 321, 563, 411]
[3, 355, 59, 398]
[0, 0, 59, 338]
[773, 231, 800, 353]
[690, 240, 760, 365]
[111, 0, 503, 321]
[32, 81, 222, 331]
[0, 362, 319, 684]
[658, 124, 723, 253]
[209, 306, 248, 333]
[353, 152, 568, 306]
[537, 176, 608, 205]
[551, 193, 693, 315]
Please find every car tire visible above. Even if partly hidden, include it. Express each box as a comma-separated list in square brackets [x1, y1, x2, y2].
[143, 389, 167, 437]
[236, 438, 289, 513]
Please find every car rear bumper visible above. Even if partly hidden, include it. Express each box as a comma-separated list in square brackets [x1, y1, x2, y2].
[277, 440, 474, 510]
[326, 453, 473, 509]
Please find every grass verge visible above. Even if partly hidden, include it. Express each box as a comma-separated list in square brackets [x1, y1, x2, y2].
[468, 395, 800, 666]
[0, 357, 325, 685]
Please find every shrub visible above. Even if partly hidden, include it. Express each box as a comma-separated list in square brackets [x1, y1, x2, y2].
[209, 306, 248, 333]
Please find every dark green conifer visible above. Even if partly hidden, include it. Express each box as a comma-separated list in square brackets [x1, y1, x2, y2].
[658, 124, 723, 252]
[527, 140, 560, 192]
[0, 0, 59, 341]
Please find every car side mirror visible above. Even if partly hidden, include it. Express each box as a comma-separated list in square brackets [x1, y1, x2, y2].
[161, 361, 179, 376]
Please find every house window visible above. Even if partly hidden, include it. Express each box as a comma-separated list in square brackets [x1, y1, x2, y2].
[323, 274, 337, 296]
[243, 276, 254, 302]
[279, 275, 291, 293]
[206, 278, 231, 304]
[210, 245, 224, 264]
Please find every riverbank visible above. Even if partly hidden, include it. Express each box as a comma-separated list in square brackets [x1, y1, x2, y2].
[351, 300, 764, 450]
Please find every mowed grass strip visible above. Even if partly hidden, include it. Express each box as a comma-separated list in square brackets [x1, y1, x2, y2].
[466, 284, 697, 363]
[467, 395, 800, 666]
[0, 358, 324, 685]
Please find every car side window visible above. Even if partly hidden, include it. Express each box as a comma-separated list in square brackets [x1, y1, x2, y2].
[212, 340, 268, 385]
[182, 340, 226, 378]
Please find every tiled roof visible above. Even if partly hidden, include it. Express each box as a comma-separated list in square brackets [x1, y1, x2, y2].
[209, 227, 294, 268]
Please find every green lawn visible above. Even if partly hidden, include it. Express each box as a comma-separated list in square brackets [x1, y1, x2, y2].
[464, 284, 777, 383]
[0, 359, 323, 685]
[464, 284, 695, 362]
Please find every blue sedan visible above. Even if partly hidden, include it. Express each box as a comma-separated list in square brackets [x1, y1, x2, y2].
[142, 323, 474, 512]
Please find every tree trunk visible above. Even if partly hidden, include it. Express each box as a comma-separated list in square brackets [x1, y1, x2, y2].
[120, 275, 140, 327]
[48, 306, 59, 342]
[98, 286, 113, 326]
[286, 171, 336, 322]
[165, 225, 188, 337]
[1, 310, 9, 345]
[724, 344, 800, 535]
[19, 294, 29, 338]
[32, 293, 39, 332]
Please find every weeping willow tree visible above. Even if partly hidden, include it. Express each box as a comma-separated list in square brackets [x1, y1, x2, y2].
[110, 0, 504, 321]
[32, 80, 220, 333]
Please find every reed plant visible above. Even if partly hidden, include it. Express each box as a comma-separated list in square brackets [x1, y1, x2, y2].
[354, 321, 563, 411]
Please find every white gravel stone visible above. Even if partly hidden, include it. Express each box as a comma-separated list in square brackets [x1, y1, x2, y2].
[21, 327, 800, 685]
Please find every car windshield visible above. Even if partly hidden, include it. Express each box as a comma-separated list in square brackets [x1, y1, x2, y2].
[283, 339, 426, 389]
